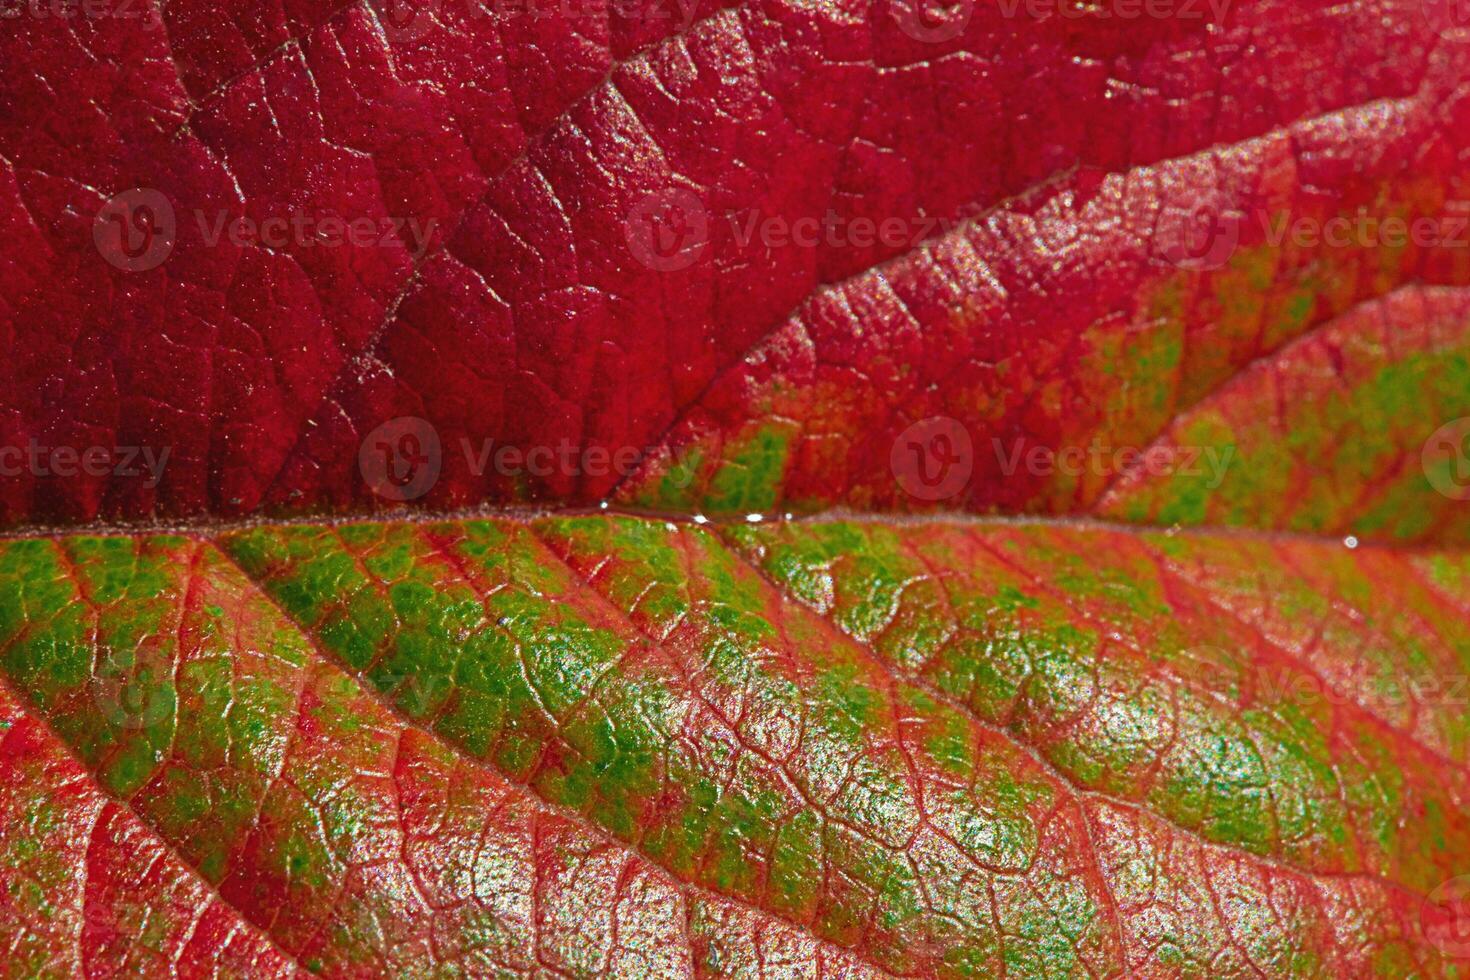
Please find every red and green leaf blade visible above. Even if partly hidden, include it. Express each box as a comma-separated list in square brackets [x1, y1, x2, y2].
[0, 517, 1465, 975]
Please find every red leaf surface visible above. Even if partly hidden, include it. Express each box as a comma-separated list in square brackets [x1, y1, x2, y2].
[2, 0, 1468, 534]
[5, 2, 1470, 977]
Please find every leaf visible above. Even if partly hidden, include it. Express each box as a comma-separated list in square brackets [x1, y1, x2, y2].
[0, 516, 1467, 975]
[5, 3, 1470, 977]
[3, 0, 1468, 532]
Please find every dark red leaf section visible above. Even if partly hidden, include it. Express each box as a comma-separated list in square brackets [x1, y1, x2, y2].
[2, 0, 1464, 528]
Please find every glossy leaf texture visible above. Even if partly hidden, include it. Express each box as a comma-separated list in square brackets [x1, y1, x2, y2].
[0, 515, 1467, 976]
[5, 1, 1470, 977]
[1, 0, 1468, 538]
